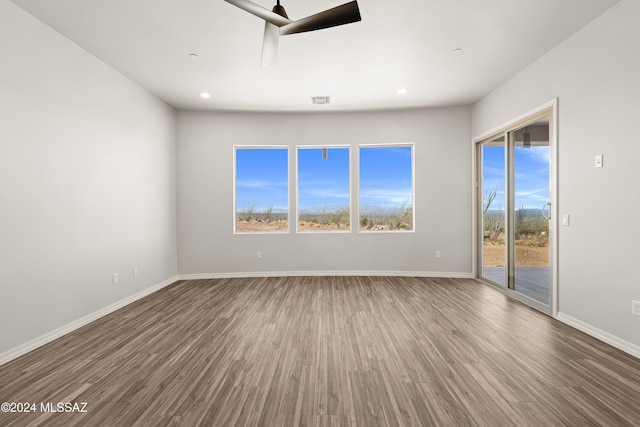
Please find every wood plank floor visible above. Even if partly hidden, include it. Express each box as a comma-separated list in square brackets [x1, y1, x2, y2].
[1, 276, 639, 426]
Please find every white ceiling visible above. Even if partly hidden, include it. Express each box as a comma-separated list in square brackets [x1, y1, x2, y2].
[11, 0, 619, 112]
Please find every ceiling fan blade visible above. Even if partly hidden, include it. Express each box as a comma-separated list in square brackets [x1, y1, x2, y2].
[224, 0, 292, 27]
[261, 22, 279, 68]
[280, 1, 361, 36]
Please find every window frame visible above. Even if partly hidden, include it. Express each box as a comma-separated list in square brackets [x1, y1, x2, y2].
[357, 142, 415, 233]
[296, 145, 352, 234]
[233, 145, 290, 235]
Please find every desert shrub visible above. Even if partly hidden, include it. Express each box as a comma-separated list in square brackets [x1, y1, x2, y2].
[299, 214, 317, 224]
[263, 203, 274, 222]
[515, 209, 548, 239]
[240, 201, 258, 221]
[299, 206, 349, 229]
[359, 202, 412, 230]
[327, 207, 350, 227]
[484, 209, 504, 241]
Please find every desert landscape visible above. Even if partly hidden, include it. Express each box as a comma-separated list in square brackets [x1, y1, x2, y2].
[235, 205, 547, 268]
[483, 239, 549, 267]
[482, 203, 549, 267]
[235, 206, 413, 233]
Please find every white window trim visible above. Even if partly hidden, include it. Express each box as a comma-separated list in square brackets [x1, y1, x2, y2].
[233, 145, 290, 235]
[357, 142, 415, 233]
[296, 145, 352, 234]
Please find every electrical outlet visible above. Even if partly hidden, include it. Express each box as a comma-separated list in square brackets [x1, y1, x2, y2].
[257, 251, 262, 259]
[595, 154, 603, 168]
[435, 251, 441, 259]
[632, 300, 640, 317]
[113, 273, 119, 284]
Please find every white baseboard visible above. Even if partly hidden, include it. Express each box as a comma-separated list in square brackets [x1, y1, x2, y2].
[0, 275, 180, 367]
[556, 312, 640, 359]
[179, 271, 475, 280]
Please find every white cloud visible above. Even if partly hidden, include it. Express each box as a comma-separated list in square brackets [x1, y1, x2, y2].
[515, 187, 549, 205]
[360, 188, 412, 206]
[524, 146, 550, 164]
[237, 179, 287, 189]
[306, 189, 349, 199]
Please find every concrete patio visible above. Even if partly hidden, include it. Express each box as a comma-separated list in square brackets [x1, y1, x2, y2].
[482, 266, 549, 305]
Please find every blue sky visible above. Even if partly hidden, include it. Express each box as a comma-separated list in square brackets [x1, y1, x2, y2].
[359, 146, 413, 212]
[235, 146, 413, 214]
[235, 148, 288, 213]
[483, 145, 549, 211]
[298, 147, 350, 212]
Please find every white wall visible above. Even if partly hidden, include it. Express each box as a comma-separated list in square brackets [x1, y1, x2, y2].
[472, 0, 640, 350]
[177, 107, 472, 276]
[0, 1, 178, 357]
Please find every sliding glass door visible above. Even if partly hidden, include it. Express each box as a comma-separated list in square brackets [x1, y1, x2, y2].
[480, 135, 506, 287]
[477, 109, 554, 313]
[511, 121, 550, 305]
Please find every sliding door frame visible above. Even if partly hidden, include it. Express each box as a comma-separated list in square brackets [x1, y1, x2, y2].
[471, 99, 558, 316]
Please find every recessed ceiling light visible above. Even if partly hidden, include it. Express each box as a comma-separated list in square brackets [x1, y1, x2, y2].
[397, 88, 408, 95]
[199, 92, 211, 99]
[189, 53, 199, 59]
[453, 48, 463, 54]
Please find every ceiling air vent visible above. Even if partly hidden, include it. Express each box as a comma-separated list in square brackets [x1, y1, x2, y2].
[311, 96, 330, 105]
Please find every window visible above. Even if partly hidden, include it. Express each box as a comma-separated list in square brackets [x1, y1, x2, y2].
[359, 144, 414, 232]
[297, 146, 350, 232]
[234, 146, 288, 233]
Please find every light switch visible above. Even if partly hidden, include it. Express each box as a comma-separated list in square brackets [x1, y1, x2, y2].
[562, 214, 570, 226]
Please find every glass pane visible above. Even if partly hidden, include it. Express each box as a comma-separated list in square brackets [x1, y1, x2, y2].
[481, 135, 506, 286]
[235, 147, 289, 233]
[359, 145, 413, 231]
[513, 120, 550, 305]
[297, 147, 350, 232]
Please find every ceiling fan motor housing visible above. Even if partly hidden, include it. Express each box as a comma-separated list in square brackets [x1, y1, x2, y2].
[272, 4, 288, 18]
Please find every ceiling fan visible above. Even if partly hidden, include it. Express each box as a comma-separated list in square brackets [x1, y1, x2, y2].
[224, 0, 361, 67]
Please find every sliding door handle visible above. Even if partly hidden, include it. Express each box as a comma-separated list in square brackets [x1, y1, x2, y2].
[542, 202, 551, 220]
